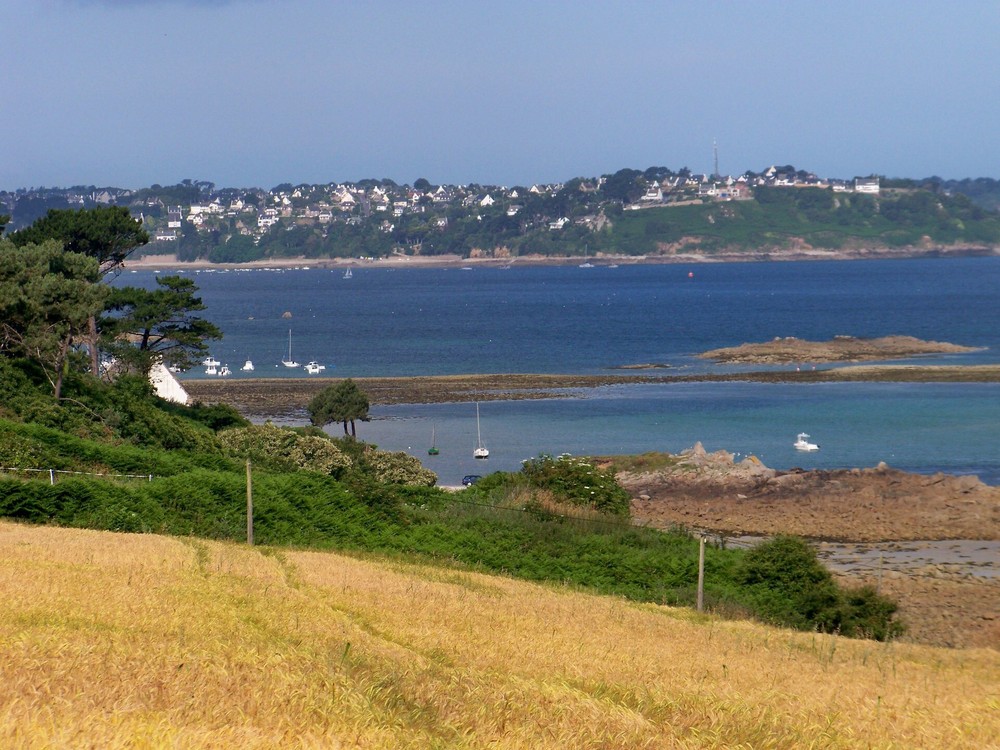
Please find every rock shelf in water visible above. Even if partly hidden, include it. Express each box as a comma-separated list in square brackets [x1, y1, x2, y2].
[699, 335, 980, 364]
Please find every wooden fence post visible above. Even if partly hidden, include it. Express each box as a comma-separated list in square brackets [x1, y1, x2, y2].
[246, 459, 254, 546]
[697, 535, 705, 613]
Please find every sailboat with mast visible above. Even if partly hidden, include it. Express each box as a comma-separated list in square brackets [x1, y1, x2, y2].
[473, 403, 489, 459]
[428, 425, 439, 456]
[281, 329, 300, 368]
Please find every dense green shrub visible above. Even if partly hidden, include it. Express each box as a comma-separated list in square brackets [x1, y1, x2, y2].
[159, 400, 248, 432]
[219, 423, 352, 476]
[738, 535, 843, 632]
[519, 453, 631, 516]
[737, 536, 901, 639]
[355, 448, 436, 486]
[839, 585, 904, 641]
[0, 418, 236, 476]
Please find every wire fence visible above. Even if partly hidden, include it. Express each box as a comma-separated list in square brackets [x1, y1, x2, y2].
[0, 467, 990, 581]
[0, 466, 154, 484]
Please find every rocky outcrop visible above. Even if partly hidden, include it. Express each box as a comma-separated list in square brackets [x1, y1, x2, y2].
[621, 445, 1000, 542]
[699, 335, 981, 364]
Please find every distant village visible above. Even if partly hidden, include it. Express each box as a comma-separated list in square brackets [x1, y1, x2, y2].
[1, 167, 882, 252]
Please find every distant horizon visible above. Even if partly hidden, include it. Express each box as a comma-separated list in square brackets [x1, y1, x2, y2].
[3, 165, 993, 196]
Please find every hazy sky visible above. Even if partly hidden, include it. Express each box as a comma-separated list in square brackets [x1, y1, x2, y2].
[4, 0, 999, 190]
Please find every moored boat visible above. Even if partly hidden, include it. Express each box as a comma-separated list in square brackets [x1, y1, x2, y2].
[794, 432, 820, 451]
[474, 403, 489, 459]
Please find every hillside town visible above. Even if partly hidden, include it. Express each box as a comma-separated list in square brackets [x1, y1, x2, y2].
[1, 167, 881, 251]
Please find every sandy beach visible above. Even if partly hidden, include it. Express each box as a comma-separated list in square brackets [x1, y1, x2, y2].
[124, 244, 1000, 272]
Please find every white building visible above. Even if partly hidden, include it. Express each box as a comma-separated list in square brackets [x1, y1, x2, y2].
[855, 177, 880, 194]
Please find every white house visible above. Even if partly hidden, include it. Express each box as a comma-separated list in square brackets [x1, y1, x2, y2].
[641, 183, 663, 202]
[148, 362, 189, 405]
[855, 177, 880, 194]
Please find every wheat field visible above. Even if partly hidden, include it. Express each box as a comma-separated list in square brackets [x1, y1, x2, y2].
[0, 520, 996, 749]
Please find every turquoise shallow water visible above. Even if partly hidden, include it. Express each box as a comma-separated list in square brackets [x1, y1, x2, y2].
[121, 257, 1000, 485]
[358, 382, 1000, 487]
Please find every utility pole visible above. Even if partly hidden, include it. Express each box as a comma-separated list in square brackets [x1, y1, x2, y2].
[246, 458, 254, 546]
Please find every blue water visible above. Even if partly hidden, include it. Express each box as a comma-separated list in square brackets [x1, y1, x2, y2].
[121, 257, 1000, 485]
[360, 382, 1000, 486]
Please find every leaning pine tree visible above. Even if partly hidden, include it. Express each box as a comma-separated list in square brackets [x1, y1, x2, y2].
[308, 378, 370, 437]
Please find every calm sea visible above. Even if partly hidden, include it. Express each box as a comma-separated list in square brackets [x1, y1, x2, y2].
[122, 257, 1000, 485]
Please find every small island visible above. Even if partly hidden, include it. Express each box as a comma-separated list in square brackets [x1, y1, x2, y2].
[698, 335, 981, 364]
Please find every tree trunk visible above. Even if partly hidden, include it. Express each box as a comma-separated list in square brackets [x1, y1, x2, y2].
[53, 335, 71, 401]
[342, 420, 349, 436]
[88, 314, 100, 375]
[350, 420, 356, 437]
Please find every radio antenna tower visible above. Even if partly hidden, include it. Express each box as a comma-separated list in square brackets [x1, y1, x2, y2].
[713, 139, 719, 180]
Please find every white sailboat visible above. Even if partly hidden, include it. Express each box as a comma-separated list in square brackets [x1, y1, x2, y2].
[473, 402, 489, 459]
[282, 329, 300, 368]
[343, 268, 353, 279]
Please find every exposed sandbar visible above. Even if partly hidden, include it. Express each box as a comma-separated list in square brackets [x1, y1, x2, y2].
[699, 335, 981, 364]
[182, 365, 1000, 419]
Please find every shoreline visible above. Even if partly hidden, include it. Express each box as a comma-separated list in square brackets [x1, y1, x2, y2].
[182, 366, 1000, 416]
[125, 245, 999, 271]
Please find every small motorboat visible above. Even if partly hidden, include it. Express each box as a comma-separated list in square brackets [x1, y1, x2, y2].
[241, 359, 254, 372]
[794, 432, 819, 451]
[218, 365, 232, 377]
[304, 361, 326, 374]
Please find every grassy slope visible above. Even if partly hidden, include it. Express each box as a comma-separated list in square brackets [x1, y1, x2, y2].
[1, 521, 995, 749]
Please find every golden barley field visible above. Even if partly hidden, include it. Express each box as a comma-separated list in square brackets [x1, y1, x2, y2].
[0, 521, 997, 749]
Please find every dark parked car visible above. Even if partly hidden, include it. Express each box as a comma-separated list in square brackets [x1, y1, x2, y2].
[462, 475, 482, 487]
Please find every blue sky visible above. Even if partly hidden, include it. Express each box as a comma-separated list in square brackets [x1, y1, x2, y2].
[4, 0, 999, 190]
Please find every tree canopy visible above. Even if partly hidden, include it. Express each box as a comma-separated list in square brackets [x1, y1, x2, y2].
[0, 238, 107, 398]
[100, 275, 223, 375]
[308, 379, 371, 436]
[10, 205, 149, 276]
